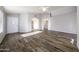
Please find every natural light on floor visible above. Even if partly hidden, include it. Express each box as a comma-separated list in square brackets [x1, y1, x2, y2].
[20, 31, 43, 37]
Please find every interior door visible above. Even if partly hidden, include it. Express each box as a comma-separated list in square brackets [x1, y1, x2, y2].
[7, 16, 18, 33]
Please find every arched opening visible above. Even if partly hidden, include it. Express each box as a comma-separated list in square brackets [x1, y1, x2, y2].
[32, 17, 39, 31]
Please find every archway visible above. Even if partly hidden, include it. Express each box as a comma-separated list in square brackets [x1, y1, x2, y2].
[32, 17, 39, 31]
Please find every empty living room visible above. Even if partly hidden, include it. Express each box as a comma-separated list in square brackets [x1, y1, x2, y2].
[0, 6, 79, 52]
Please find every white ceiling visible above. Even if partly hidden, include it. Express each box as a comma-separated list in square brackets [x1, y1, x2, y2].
[3, 6, 76, 14]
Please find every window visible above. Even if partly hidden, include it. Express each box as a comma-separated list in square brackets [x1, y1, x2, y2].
[0, 10, 3, 33]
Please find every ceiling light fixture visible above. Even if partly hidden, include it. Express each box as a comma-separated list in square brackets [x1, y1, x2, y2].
[42, 7, 47, 12]
[40, 7, 49, 12]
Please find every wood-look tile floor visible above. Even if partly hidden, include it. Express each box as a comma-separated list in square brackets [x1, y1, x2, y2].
[0, 31, 79, 52]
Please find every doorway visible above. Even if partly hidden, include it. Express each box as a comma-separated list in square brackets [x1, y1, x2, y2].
[32, 17, 39, 31]
[42, 18, 48, 31]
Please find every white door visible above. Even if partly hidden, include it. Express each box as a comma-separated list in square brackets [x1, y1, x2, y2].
[7, 16, 18, 33]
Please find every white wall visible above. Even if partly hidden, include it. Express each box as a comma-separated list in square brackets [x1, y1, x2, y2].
[48, 7, 77, 34]
[6, 7, 77, 34]
[0, 7, 7, 43]
[7, 14, 32, 33]
[7, 15, 19, 33]
[50, 12, 77, 34]
[0, 9, 3, 33]
[77, 7, 79, 48]
[19, 14, 32, 32]
[7, 13, 37, 33]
